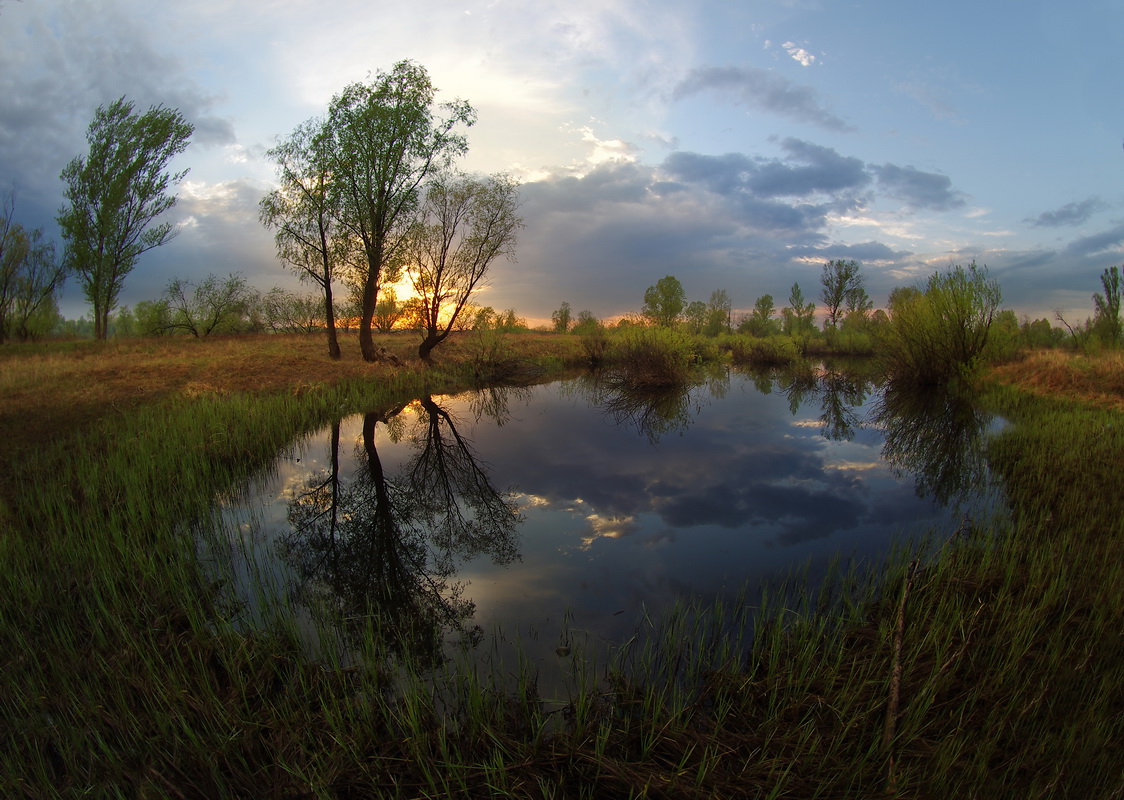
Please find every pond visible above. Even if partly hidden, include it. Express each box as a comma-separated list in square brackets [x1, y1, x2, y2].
[195, 362, 1006, 689]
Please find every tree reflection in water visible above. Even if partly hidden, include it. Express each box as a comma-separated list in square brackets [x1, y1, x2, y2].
[873, 383, 997, 507]
[758, 361, 995, 506]
[574, 365, 731, 444]
[280, 396, 522, 669]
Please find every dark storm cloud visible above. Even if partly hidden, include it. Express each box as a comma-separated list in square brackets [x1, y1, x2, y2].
[872, 163, 966, 211]
[673, 65, 854, 132]
[503, 139, 956, 319]
[748, 139, 870, 197]
[0, 1, 234, 233]
[1028, 197, 1107, 228]
[120, 178, 282, 308]
[1063, 221, 1124, 258]
[662, 139, 869, 200]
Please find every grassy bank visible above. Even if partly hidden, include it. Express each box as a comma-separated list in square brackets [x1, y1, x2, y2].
[1, 337, 1121, 797]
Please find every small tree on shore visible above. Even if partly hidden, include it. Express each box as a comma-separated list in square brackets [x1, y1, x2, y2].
[881, 262, 1002, 386]
[406, 172, 522, 361]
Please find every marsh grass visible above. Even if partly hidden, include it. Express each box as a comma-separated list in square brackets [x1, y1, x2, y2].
[2, 337, 1122, 796]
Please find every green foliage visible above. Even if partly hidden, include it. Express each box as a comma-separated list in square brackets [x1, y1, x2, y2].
[703, 289, 732, 336]
[819, 258, 864, 330]
[260, 287, 324, 333]
[607, 326, 697, 386]
[259, 116, 347, 358]
[574, 313, 608, 362]
[642, 275, 686, 327]
[133, 299, 171, 337]
[727, 334, 802, 366]
[1020, 317, 1065, 349]
[1092, 265, 1121, 347]
[683, 299, 707, 334]
[782, 282, 817, 339]
[322, 60, 475, 362]
[551, 300, 572, 332]
[57, 97, 193, 339]
[739, 294, 779, 337]
[880, 262, 1003, 385]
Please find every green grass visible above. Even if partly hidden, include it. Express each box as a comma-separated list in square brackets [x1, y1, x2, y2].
[1, 338, 1122, 797]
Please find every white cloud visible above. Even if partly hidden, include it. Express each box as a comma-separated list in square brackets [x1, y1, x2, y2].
[782, 42, 817, 66]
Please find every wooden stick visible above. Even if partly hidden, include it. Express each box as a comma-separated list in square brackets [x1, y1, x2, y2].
[884, 559, 919, 789]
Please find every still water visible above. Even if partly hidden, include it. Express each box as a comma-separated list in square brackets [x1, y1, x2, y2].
[196, 363, 1005, 680]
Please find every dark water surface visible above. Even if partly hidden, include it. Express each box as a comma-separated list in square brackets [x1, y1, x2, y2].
[197, 363, 1005, 682]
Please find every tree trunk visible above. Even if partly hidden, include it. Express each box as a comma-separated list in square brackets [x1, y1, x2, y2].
[359, 276, 378, 362]
[323, 282, 341, 360]
[418, 333, 438, 362]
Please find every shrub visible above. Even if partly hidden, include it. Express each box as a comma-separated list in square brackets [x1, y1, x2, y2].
[879, 262, 1002, 386]
[728, 335, 802, 366]
[606, 326, 695, 386]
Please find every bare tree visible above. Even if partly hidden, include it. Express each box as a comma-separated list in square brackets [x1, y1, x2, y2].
[406, 173, 522, 361]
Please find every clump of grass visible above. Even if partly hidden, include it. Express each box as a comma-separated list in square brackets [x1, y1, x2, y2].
[727, 334, 802, 366]
[603, 326, 701, 387]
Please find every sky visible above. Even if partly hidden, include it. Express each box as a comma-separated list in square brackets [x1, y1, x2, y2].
[2, 0, 1122, 326]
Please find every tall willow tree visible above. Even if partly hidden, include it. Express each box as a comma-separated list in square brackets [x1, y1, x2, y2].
[57, 97, 193, 339]
[322, 61, 475, 362]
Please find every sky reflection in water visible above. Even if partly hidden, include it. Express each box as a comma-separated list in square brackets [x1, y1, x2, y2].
[200, 365, 1004, 683]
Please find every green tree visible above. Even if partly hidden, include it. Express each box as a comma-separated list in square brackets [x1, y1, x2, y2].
[260, 117, 350, 358]
[322, 61, 475, 362]
[642, 275, 685, 327]
[406, 173, 522, 361]
[1092, 265, 1121, 347]
[552, 301, 572, 333]
[783, 282, 816, 337]
[57, 97, 193, 339]
[740, 294, 777, 337]
[881, 262, 1002, 385]
[820, 259, 863, 330]
[684, 300, 707, 334]
[703, 289, 732, 336]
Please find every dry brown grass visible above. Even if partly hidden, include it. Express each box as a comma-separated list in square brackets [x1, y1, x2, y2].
[988, 348, 1124, 411]
[0, 331, 582, 464]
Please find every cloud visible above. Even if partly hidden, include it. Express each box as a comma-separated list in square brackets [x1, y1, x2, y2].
[1027, 197, 1107, 228]
[0, 0, 237, 238]
[660, 139, 869, 202]
[1062, 221, 1124, 258]
[787, 241, 914, 263]
[872, 163, 966, 211]
[782, 42, 818, 67]
[672, 65, 853, 132]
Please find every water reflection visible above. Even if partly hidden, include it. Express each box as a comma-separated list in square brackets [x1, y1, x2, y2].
[204, 362, 1004, 677]
[279, 397, 521, 667]
[570, 365, 730, 443]
[874, 382, 997, 507]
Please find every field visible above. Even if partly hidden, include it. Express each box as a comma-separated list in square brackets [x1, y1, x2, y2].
[1, 332, 1121, 798]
